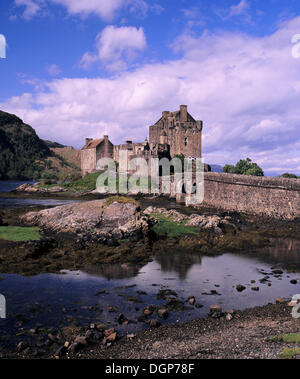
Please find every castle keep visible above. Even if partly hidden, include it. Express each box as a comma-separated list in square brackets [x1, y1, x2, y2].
[81, 105, 203, 176]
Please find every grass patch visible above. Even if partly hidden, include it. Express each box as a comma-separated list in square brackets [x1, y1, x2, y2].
[41, 172, 152, 193]
[151, 214, 198, 238]
[62, 172, 101, 192]
[270, 333, 300, 343]
[279, 348, 300, 359]
[104, 196, 140, 207]
[0, 226, 41, 242]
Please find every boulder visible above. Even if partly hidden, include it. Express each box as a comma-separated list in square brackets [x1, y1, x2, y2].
[144, 206, 235, 234]
[14, 183, 67, 193]
[20, 199, 151, 242]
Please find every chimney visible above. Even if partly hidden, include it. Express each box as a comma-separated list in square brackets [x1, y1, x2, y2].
[103, 135, 109, 155]
[180, 105, 187, 123]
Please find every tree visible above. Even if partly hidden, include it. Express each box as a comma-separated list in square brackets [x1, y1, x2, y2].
[223, 158, 264, 177]
[280, 173, 298, 179]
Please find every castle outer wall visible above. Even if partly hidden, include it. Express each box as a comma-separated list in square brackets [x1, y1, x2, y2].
[173, 173, 300, 219]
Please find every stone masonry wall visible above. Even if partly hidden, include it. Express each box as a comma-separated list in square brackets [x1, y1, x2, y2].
[201, 172, 300, 219]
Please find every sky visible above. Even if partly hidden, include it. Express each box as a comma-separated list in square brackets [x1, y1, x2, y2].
[0, 0, 300, 176]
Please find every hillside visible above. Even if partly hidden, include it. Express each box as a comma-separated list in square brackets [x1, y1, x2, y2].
[0, 110, 80, 181]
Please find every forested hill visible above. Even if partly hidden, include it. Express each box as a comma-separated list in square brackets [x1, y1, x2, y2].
[0, 110, 52, 180]
[0, 110, 80, 181]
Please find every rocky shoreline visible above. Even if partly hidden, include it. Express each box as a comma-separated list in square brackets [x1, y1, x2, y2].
[0, 301, 299, 359]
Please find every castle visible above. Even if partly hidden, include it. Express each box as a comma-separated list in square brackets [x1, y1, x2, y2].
[81, 105, 203, 176]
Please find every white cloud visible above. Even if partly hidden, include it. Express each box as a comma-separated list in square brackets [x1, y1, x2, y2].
[45, 64, 62, 76]
[228, 0, 250, 17]
[80, 25, 147, 71]
[2, 17, 300, 175]
[51, 0, 125, 20]
[14, 0, 161, 21]
[15, 0, 42, 19]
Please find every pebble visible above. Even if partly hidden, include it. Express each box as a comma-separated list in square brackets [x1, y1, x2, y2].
[210, 304, 222, 313]
[236, 285, 246, 292]
[188, 296, 196, 305]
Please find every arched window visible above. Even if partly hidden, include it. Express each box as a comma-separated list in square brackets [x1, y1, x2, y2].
[184, 137, 188, 146]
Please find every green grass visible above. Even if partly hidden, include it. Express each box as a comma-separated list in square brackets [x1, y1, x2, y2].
[40, 172, 152, 193]
[270, 333, 300, 343]
[62, 172, 101, 192]
[151, 214, 198, 238]
[279, 348, 300, 359]
[0, 226, 41, 241]
[104, 196, 140, 207]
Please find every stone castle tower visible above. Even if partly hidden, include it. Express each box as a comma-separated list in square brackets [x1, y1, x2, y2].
[149, 105, 203, 158]
[81, 105, 203, 176]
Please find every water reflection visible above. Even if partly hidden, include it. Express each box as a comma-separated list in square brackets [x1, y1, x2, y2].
[83, 263, 141, 280]
[240, 238, 300, 271]
[80, 238, 300, 281]
[155, 253, 202, 280]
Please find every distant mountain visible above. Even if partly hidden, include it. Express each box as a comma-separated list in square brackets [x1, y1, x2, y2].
[0, 110, 80, 180]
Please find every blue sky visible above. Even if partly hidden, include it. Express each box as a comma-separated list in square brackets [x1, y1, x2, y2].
[0, 0, 300, 175]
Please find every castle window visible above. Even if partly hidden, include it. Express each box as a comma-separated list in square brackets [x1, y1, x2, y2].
[184, 137, 188, 146]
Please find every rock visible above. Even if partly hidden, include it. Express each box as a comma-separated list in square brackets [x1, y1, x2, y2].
[69, 342, 81, 353]
[54, 345, 67, 358]
[47, 333, 56, 342]
[143, 306, 155, 316]
[188, 296, 196, 305]
[236, 285, 246, 292]
[117, 314, 126, 324]
[95, 323, 107, 330]
[272, 269, 283, 275]
[226, 309, 235, 315]
[17, 341, 27, 352]
[226, 313, 233, 321]
[127, 334, 136, 339]
[157, 308, 169, 319]
[106, 332, 117, 342]
[15, 183, 68, 193]
[104, 328, 115, 338]
[186, 214, 235, 234]
[290, 279, 298, 284]
[144, 207, 235, 235]
[287, 301, 298, 307]
[20, 199, 150, 243]
[251, 287, 260, 291]
[74, 335, 88, 346]
[149, 319, 161, 328]
[210, 304, 222, 313]
[276, 297, 285, 304]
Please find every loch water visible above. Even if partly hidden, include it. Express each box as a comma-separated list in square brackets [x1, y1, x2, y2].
[0, 181, 299, 348]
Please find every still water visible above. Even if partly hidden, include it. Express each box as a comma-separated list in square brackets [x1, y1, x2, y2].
[0, 181, 299, 346]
